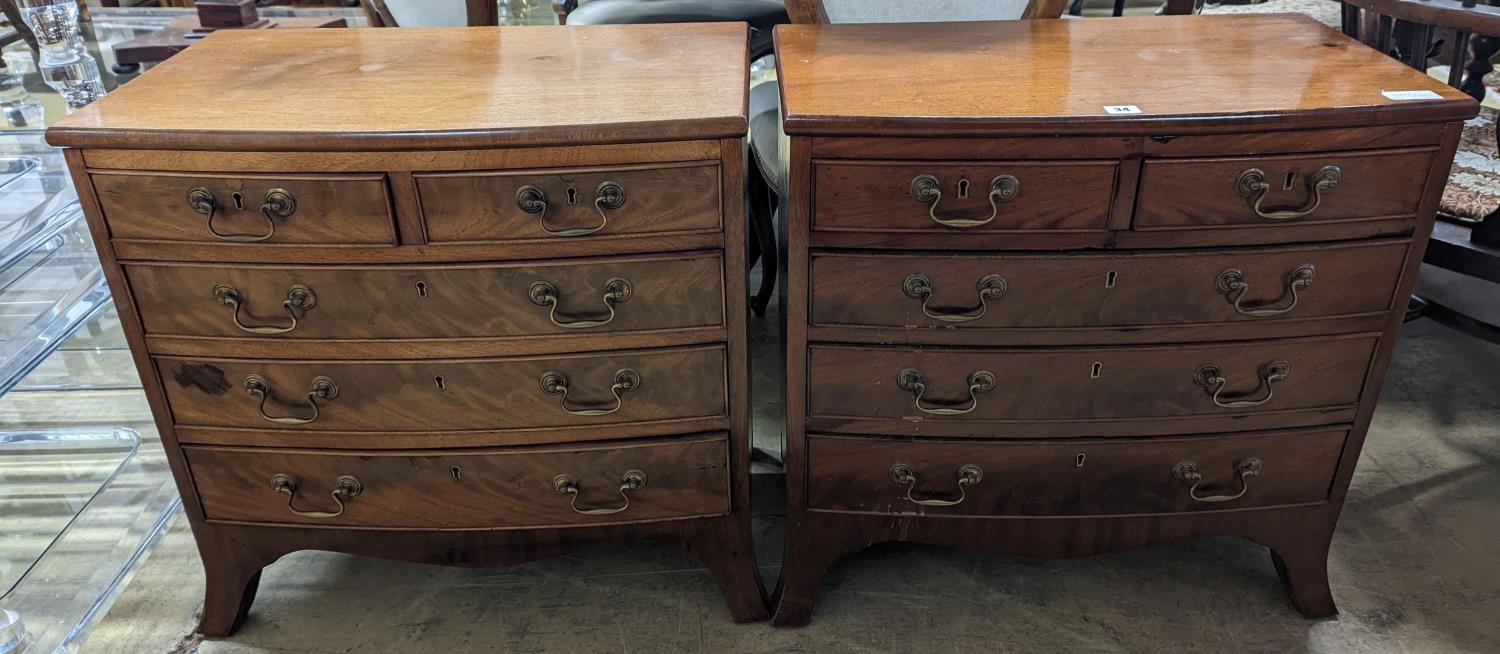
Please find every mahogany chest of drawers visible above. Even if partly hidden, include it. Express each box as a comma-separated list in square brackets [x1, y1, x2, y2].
[769, 15, 1477, 625]
[47, 24, 768, 633]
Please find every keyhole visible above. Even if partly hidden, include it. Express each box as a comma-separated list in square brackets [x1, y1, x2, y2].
[1075, 453, 1087, 468]
[1105, 270, 1118, 288]
[957, 178, 970, 199]
[450, 466, 462, 481]
[416, 281, 428, 298]
[1283, 170, 1297, 191]
[231, 192, 244, 210]
[434, 376, 446, 391]
[1090, 362, 1103, 379]
[566, 186, 579, 205]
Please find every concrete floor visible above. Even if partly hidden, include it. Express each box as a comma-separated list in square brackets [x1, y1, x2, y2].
[73, 265, 1500, 654]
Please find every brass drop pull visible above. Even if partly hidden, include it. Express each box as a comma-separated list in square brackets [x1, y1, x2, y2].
[214, 284, 315, 334]
[539, 368, 641, 416]
[517, 181, 626, 237]
[552, 469, 646, 515]
[909, 174, 1020, 228]
[902, 273, 1007, 323]
[1173, 458, 1263, 503]
[1195, 361, 1289, 408]
[188, 187, 296, 242]
[271, 473, 362, 519]
[1216, 264, 1315, 317]
[1235, 166, 1340, 221]
[243, 374, 338, 425]
[528, 277, 632, 329]
[896, 368, 995, 416]
[890, 463, 983, 507]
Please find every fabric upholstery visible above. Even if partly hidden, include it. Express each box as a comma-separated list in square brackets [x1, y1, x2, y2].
[820, 0, 1030, 23]
[1442, 107, 1500, 222]
[748, 81, 786, 195]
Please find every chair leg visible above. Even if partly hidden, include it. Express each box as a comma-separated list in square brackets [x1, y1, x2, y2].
[746, 168, 778, 317]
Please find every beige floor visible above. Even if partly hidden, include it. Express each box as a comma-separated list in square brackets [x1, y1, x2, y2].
[64, 265, 1500, 654]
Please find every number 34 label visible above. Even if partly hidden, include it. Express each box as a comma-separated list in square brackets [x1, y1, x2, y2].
[1103, 105, 1143, 115]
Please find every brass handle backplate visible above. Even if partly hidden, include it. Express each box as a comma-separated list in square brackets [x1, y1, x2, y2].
[1235, 166, 1340, 221]
[890, 463, 984, 506]
[528, 277, 632, 329]
[187, 186, 296, 242]
[552, 469, 646, 515]
[539, 368, 641, 416]
[902, 273, 1007, 323]
[244, 374, 338, 425]
[1195, 361, 1289, 408]
[909, 174, 1019, 228]
[517, 181, 626, 237]
[896, 368, 995, 416]
[1216, 264, 1316, 317]
[271, 473, 362, 518]
[1173, 458, 1262, 503]
[214, 284, 315, 334]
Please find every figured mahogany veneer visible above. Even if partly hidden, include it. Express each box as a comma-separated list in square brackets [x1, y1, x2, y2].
[49, 23, 768, 636]
[772, 15, 1477, 626]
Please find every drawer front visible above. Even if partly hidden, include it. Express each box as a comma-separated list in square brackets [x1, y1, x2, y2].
[809, 240, 1406, 329]
[126, 253, 724, 340]
[813, 160, 1116, 235]
[92, 172, 395, 245]
[159, 346, 726, 431]
[1135, 148, 1434, 233]
[186, 435, 730, 527]
[806, 429, 1346, 516]
[807, 336, 1376, 423]
[417, 162, 720, 243]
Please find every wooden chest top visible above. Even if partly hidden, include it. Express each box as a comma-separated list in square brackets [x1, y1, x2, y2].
[47, 23, 750, 151]
[773, 14, 1476, 136]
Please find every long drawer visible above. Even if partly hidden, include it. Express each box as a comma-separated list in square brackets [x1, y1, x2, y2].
[92, 171, 396, 245]
[810, 240, 1406, 330]
[186, 434, 730, 528]
[158, 345, 726, 431]
[807, 335, 1376, 425]
[126, 252, 724, 340]
[806, 429, 1346, 516]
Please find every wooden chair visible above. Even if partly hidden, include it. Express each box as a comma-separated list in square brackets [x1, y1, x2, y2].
[360, 0, 499, 27]
[1341, 0, 1500, 344]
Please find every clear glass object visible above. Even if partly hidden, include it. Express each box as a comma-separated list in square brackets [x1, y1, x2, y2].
[15, 0, 105, 109]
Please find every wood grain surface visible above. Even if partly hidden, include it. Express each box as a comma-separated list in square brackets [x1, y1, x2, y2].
[186, 435, 730, 528]
[125, 252, 725, 340]
[806, 429, 1347, 516]
[773, 15, 1476, 136]
[47, 24, 751, 150]
[92, 171, 395, 245]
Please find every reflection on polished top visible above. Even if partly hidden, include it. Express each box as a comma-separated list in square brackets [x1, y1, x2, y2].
[773, 14, 1476, 135]
[46, 23, 750, 151]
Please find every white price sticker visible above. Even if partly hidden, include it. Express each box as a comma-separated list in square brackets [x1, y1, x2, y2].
[1382, 90, 1443, 101]
[1103, 105, 1143, 115]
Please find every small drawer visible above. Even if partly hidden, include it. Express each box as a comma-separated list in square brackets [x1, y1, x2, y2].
[126, 252, 724, 340]
[806, 429, 1345, 516]
[158, 345, 726, 431]
[91, 172, 395, 245]
[186, 434, 730, 527]
[812, 159, 1116, 236]
[1135, 148, 1435, 236]
[807, 336, 1376, 425]
[809, 240, 1407, 330]
[417, 162, 721, 243]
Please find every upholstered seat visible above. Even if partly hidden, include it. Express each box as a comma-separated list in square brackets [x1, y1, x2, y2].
[1441, 107, 1500, 222]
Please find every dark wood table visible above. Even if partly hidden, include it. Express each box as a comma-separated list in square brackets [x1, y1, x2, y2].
[111, 15, 346, 67]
